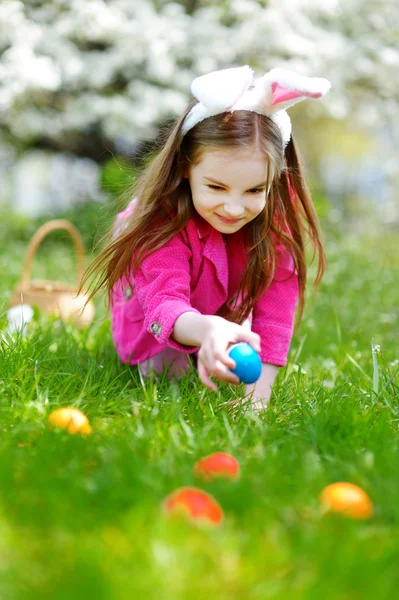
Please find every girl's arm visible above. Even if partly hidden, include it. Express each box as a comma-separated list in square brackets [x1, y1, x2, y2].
[173, 311, 261, 389]
[174, 313, 278, 408]
[245, 363, 279, 410]
[172, 312, 215, 347]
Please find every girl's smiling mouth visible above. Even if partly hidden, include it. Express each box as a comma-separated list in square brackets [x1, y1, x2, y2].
[216, 214, 244, 224]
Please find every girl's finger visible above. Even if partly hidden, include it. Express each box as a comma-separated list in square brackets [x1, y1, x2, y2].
[198, 348, 215, 375]
[236, 331, 261, 353]
[212, 360, 241, 385]
[197, 360, 218, 391]
[213, 348, 236, 369]
[203, 345, 235, 375]
[201, 344, 238, 382]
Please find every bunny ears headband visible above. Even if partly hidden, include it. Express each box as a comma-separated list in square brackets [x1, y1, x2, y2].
[181, 66, 331, 146]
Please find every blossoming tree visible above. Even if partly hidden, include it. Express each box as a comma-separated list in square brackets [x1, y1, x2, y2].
[0, 0, 397, 215]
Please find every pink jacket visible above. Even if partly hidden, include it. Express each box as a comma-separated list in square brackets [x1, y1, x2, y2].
[111, 201, 299, 367]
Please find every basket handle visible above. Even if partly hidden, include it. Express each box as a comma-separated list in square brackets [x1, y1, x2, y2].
[20, 219, 87, 288]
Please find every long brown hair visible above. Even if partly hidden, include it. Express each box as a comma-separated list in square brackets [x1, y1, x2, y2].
[82, 103, 326, 328]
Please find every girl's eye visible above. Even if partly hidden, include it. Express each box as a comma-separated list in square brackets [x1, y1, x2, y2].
[206, 185, 265, 194]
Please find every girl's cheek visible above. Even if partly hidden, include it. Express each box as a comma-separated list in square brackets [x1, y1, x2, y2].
[204, 193, 220, 207]
[255, 198, 267, 212]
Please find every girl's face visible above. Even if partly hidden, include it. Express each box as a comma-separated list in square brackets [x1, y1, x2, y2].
[187, 146, 269, 234]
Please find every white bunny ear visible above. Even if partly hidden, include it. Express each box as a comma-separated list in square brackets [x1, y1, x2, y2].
[181, 65, 331, 144]
[191, 65, 254, 111]
[252, 68, 331, 112]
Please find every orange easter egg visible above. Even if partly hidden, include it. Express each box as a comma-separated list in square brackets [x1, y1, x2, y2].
[194, 452, 240, 481]
[320, 482, 373, 520]
[48, 407, 92, 435]
[163, 487, 223, 525]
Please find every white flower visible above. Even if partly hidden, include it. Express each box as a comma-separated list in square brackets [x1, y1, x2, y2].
[0, 0, 398, 216]
[6, 304, 34, 335]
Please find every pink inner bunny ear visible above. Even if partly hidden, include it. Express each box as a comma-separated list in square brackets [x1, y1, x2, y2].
[191, 66, 254, 112]
[271, 82, 322, 106]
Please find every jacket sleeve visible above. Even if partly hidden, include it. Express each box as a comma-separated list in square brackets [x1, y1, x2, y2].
[134, 233, 201, 353]
[251, 244, 299, 366]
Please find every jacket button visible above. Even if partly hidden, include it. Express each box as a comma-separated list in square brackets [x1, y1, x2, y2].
[150, 322, 162, 336]
[124, 286, 133, 299]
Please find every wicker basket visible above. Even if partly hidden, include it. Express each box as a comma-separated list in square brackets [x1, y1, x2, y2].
[10, 219, 95, 328]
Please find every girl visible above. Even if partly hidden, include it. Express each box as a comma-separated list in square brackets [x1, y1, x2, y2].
[84, 66, 330, 409]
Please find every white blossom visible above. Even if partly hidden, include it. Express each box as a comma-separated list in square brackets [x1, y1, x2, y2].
[0, 0, 398, 215]
[1, 0, 397, 140]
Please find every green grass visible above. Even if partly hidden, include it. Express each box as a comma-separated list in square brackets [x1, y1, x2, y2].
[1, 205, 399, 599]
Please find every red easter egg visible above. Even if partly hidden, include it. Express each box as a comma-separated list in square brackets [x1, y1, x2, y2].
[194, 452, 240, 481]
[163, 487, 223, 525]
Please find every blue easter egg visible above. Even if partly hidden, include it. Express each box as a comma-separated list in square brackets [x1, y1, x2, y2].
[228, 342, 262, 384]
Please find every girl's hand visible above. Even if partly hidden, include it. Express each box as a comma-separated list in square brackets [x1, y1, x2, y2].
[197, 316, 261, 391]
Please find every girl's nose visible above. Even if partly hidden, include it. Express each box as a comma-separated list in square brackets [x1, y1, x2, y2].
[224, 199, 245, 217]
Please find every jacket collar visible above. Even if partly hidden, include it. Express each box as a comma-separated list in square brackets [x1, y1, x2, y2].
[193, 213, 228, 295]
[194, 213, 215, 239]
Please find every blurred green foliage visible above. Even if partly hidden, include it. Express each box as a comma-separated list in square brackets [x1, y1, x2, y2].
[0, 155, 141, 254]
[1, 211, 399, 599]
[308, 180, 332, 221]
[100, 156, 140, 200]
[0, 202, 115, 255]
